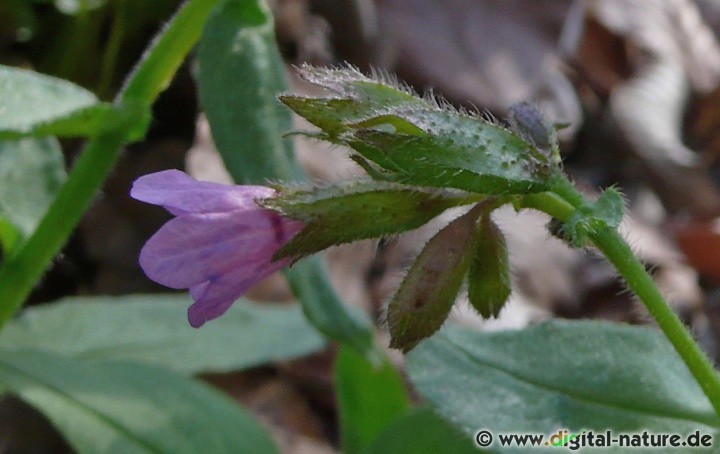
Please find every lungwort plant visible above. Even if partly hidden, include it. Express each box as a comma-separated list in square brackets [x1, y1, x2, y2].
[0, 0, 719, 452]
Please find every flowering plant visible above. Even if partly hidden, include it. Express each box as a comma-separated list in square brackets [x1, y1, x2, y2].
[1, 0, 719, 451]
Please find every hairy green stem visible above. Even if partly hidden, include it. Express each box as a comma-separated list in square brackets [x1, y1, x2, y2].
[591, 225, 720, 417]
[523, 179, 720, 417]
[0, 0, 220, 329]
[118, 0, 219, 104]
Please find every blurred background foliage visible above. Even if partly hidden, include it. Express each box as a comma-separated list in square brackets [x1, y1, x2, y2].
[0, 0, 178, 98]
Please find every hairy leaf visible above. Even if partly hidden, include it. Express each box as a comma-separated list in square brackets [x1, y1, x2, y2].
[261, 180, 477, 260]
[467, 216, 511, 318]
[282, 66, 559, 196]
[386, 206, 482, 352]
[0, 66, 148, 140]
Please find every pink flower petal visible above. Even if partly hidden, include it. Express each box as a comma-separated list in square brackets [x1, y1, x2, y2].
[186, 257, 290, 327]
[139, 210, 292, 289]
[131, 170, 305, 327]
[130, 170, 275, 215]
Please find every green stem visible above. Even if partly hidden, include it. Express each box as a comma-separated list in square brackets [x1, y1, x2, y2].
[0, 0, 221, 329]
[118, 0, 220, 104]
[518, 191, 575, 221]
[591, 225, 720, 416]
[548, 173, 584, 208]
[97, 0, 128, 100]
[0, 130, 126, 322]
[522, 179, 720, 417]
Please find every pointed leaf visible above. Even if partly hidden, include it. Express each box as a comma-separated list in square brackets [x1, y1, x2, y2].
[0, 294, 325, 374]
[335, 346, 410, 454]
[262, 180, 477, 260]
[0, 349, 278, 454]
[467, 216, 511, 318]
[278, 97, 403, 173]
[0, 66, 147, 140]
[279, 66, 424, 141]
[406, 321, 720, 449]
[0, 65, 150, 140]
[279, 97, 381, 139]
[283, 66, 558, 196]
[386, 207, 481, 352]
[294, 64, 422, 105]
[0, 65, 97, 132]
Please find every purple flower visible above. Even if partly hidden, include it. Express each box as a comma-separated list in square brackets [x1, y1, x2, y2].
[130, 170, 303, 327]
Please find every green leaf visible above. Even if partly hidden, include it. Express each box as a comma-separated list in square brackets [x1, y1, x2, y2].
[0, 349, 278, 454]
[0, 66, 151, 140]
[335, 345, 410, 454]
[354, 117, 551, 195]
[262, 180, 477, 260]
[196, 0, 376, 359]
[3, 102, 151, 141]
[0, 138, 67, 255]
[406, 321, 720, 450]
[0, 65, 97, 126]
[0, 294, 325, 374]
[294, 65, 423, 106]
[564, 187, 625, 247]
[363, 407, 480, 454]
[386, 206, 482, 353]
[279, 65, 424, 142]
[467, 216, 511, 318]
[0, 65, 95, 137]
[196, 0, 303, 184]
[282, 66, 557, 195]
[278, 98, 404, 175]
